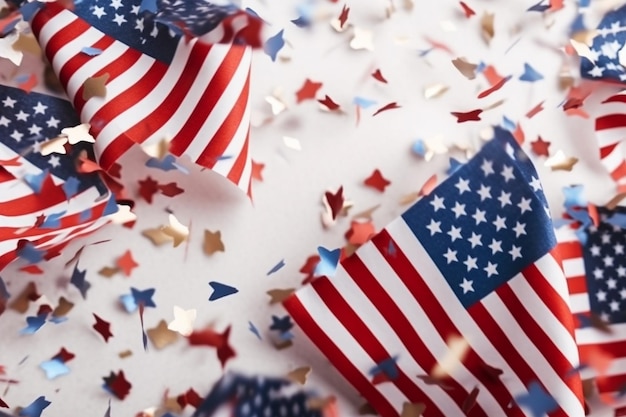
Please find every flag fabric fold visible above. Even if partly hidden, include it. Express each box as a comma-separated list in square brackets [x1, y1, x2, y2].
[284, 127, 585, 417]
[556, 208, 626, 407]
[22, 0, 260, 194]
[594, 90, 626, 191]
[0, 84, 116, 271]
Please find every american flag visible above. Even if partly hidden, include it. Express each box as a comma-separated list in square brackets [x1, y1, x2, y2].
[595, 91, 626, 191]
[0, 85, 116, 271]
[25, 0, 260, 194]
[192, 373, 324, 417]
[284, 127, 585, 416]
[556, 208, 626, 405]
[580, 4, 626, 84]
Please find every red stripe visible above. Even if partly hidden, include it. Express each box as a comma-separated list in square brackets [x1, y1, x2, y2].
[0, 167, 14, 183]
[611, 160, 626, 182]
[31, 1, 67, 38]
[596, 373, 626, 394]
[283, 295, 399, 417]
[225, 129, 249, 187]
[600, 142, 619, 159]
[0, 175, 66, 216]
[596, 114, 626, 133]
[309, 277, 444, 416]
[372, 231, 525, 415]
[97, 132, 136, 171]
[567, 276, 588, 295]
[195, 68, 250, 168]
[602, 94, 626, 105]
[556, 240, 582, 261]
[58, 36, 115, 90]
[580, 340, 626, 362]
[168, 44, 245, 157]
[342, 253, 491, 416]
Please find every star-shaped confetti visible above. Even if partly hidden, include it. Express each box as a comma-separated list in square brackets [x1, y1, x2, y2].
[102, 370, 132, 400]
[148, 319, 179, 349]
[364, 169, 391, 192]
[324, 186, 344, 220]
[116, 250, 139, 277]
[515, 382, 558, 417]
[264, 29, 285, 62]
[18, 396, 50, 417]
[203, 230, 225, 255]
[296, 79, 323, 103]
[451, 109, 482, 123]
[93, 314, 113, 342]
[167, 306, 196, 337]
[70, 264, 90, 299]
[208, 281, 238, 301]
[530, 136, 551, 157]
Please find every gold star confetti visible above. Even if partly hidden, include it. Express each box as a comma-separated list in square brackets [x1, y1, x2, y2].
[203, 230, 225, 255]
[161, 213, 189, 247]
[62, 123, 95, 144]
[451, 57, 477, 80]
[11, 33, 41, 56]
[52, 297, 74, 317]
[424, 83, 449, 99]
[286, 366, 311, 385]
[401, 402, 426, 417]
[480, 12, 495, 44]
[267, 288, 295, 304]
[545, 150, 579, 171]
[39, 136, 68, 156]
[350, 27, 374, 51]
[167, 306, 197, 337]
[82, 73, 109, 101]
[142, 228, 174, 246]
[147, 320, 179, 350]
[9, 282, 37, 313]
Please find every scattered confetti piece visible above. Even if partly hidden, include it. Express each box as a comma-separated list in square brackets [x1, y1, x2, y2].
[283, 136, 302, 150]
[480, 12, 495, 44]
[93, 314, 113, 342]
[371, 68, 387, 83]
[148, 320, 179, 349]
[350, 27, 374, 51]
[286, 366, 311, 385]
[477, 76, 510, 99]
[462, 386, 479, 413]
[424, 83, 449, 99]
[451, 109, 482, 123]
[62, 123, 95, 144]
[369, 356, 399, 382]
[515, 381, 558, 417]
[264, 29, 285, 62]
[208, 281, 239, 301]
[267, 288, 295, 304]
[545, 150, 579, 171]
[142, 228, 174, 246]
[338, 4, 350, 29]
[400, 402, 426, 417]
[324, 186, 345, 220]
[373, 102, 400, 116]
[102, 370, 132, 400]
[364, 169, 391, 192]
[530, 136, 551, 157]
[116, 250, 138, 277]
[81, 46, 102, 56]
[167, 306, 196, 337]
[267, 259, 285, 276]
[346, 220, 376, 246]
[295, 79, 323, 103]
[39, 359, 69, 380]
[519, 63, 544, 82]
[317, 95, 341, 112]
[248, 321, 262, 340]
[458, 1, 475, 18]
[526, 101, 545, 119]
[82, 74, 109, 101]
[19, 396, 51, 417]
[314, 246, 341, 277]
[250, 160, 264, 181]
[161, 213, 189, 247]
[70, 264, 90, 299]
[203, 229, 225, 255]
[188, 325, 236, 368]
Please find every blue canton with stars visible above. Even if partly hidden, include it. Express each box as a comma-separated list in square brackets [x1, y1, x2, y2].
[192, 373, 323, 417]
[0, 85, 109, 197]
[582, 207, 626, 324]
[580, 4, 626, 84]
[403, 127, 555, 308]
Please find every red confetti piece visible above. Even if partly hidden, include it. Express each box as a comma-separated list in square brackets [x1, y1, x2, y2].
[188, 325, 236, 368]
[325, 186, 344, 220]
[318, 95, 340, 111]
[0, 397, 7, 408]
[295, 79, 323, 103]
[52, 347, 75, 363]
[373, 102, 400, 116]
[18, 73, 38, 93]
[451, 109, 482, 123]
[19, 265, 43, 274]
[419, 174, 438, 197]
[93, 313, 113, 342]
[177, 388, 203, 409]
[549, 0, 564, 11]
[338, 4, 350, 28]
[462, 386, 480, 413]
[138, 176, 159, 203]
[103, 370, 132, 400]
[116, 250, 138, 277]
[459, 1, 475, 17]
[345, 221, 376, 246]
[482, 65, 505, 86]
[363, 169, 391, 192]
[158, 182, 184, 197]
[477, 77, 508, 99]
[299, 255, 320, 285]
[512, 124, 525, 145]
[251, 160, 264, 181]
[371, 68, 387, 83]
[525, 101, 545, 119]
[424, 36, 454, 55]
[530, 136, 551, 157]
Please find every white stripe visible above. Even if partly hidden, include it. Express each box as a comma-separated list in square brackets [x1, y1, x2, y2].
[600, 143, 626, 173]
[49, 27, 107, 82]
[563, 258, 585, 279]
[178, 44, 250, 160]
[384, 218, 533, 411]
[570, 293, 591, 314]
[605, 357, 626, 380]
[211, 92, 250, 177]
[356, 243, 509, 415]
[236, 145, 252, 191]
[576, 322, 626, 344]
[294, 284, 405, 416]
[34, 9, 78, 57]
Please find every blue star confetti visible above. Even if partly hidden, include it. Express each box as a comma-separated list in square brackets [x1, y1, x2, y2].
[264, 29, 285, 62]
[208, 281, 239, 301]
[18, 396, 51, 417]
[314, 246, 341, 277]
[70, 264, 90, 299]
[514, 381, 558, 417]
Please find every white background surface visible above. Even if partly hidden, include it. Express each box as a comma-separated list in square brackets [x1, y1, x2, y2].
[1, 0, 626, 416]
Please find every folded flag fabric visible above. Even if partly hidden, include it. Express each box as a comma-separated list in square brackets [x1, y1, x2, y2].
[192, 372, 326, 417]
[594, 90, 626, 191]
[556, 208, 626, 406]
[19, 0, 261, 194]
[284, 127, 585, 417]
[0, 84, 116, 272]
[580, 4, 626, 84]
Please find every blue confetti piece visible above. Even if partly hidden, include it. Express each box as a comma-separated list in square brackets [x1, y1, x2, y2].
[104, 399, 111, 417]
[562, 185, 586, 209]
[1, 17, 19, 36]
[19, 396, 51, 417]
[269, 315, 293, 333]
[70, 264, 90, 299]
[19, 1, 44, 21]
[24, 170, 48, 194]
[369, 356, 399, 380]
[20, 314, 47, 335]
[527, 0, 550, 12]
[565, 207, 592, 227]
[278, 330, 294, 341]
[48, 316, 68, 324]
[0, 276, 10, 300]
[139, 0, 157, 13]
[146, 154, 178, 171]
[63, 176, 80, 199]
[417, 48, 433, 57]
[40, 211, 65, 229]
[291, 16, 309, 27]
[447, 157, 463, 174]
[475, 61, 486, 74]
[501, 116, 516, 132]
[264, 29, 285, 62]
[17, 242, 44, 264]
[519, 63, 544, 82]
[39, 359, 70, 380]
[267, 259, 285, 276]
[314, 246, 341, 277]
[248, 321, 262, 340]
[353, 96, 377, 108]
[515, 381, 559, 417]
[574, 227, 588, 246]
[131, 287, 156, 308]
[570, 13, 586, 34]
[208, 281, 239, 301]
[119, 293, 138, 313]
[387, 240, 396, 256]
[411, 139, 427, 157]
[81, 46, 103, 56]
[244, 7, 262, 19]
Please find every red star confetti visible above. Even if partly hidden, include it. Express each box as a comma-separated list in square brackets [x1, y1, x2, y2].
[295, 79, 323, 103]
[364, 169, 391, 192]
[93, 313, 113, 342]
[17, 73, 38, 93]
[324, 186, 345, 220]
[371, 68, 387, 83]
[373, 102, 400, 116]
[338, 4, 350, 28]
[188, 325, 236, 368]
[102, 370, 132, 400]
[318, 95, 341, 111]
[345, 220, 376, 246]
[116, 250, 139, 277]
[530, 136, 551, 157]
[157, 182, 184, 198]
[451, 109, 482, 123]
[459, 1, 475, 18]
[138, 176, 159, 203]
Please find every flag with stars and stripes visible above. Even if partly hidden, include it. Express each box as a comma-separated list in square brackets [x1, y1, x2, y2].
[594, 90, 626, 192]
[556, 209, 626, 407]
[580, 4, 626, 84]
[0, 84, 116, 272]
[192, 373, 326, 417]
[21, 0, 262, 195]
[284, 127, 585, 417]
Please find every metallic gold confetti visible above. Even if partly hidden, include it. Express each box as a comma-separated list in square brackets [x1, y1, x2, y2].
[273, 339, 293, 350]
[142, 138, 171, 159]
[423, 83, 449, 99]
[161, 213, 189, 247]
[9, 282, 37, 313]
[350, 28, 374, 51]
[544, 150, 579, 171]
[98, 266, 120, 278]
[606, 192, 626, 210]
[267, 288, 296, 304]
[82, 74, 109, 101]
[61, 123, 95, 144]
[142, 228, 174, 246]
[11, 33, 41, 56]
[52, 297, 74, 318]
[286, 366, 311, 385]
[480, 12, 494, 44]
[147, 320, 179, 350]
[118, 350, 133, 359]
[432, 335, 470, 378]
[451, 57, 477, 80]
[401, 402, 426, 417]
[203, 230, 225, 255]
[399, 192, 420, 205]
[39, 136, 68, 156]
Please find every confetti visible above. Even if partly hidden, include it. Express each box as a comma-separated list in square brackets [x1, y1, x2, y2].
[116, 250, 139, 277]
[400, 402, 426, 417]
[81, 46, 103, 56]
[70, 264, 90, 299]
[364, 169, 391, 192]
[317, 95, 341, 112]
[369, 356, 399, 382]
[458, 1, 475, 18]
[266, 288, 295, 304]
[138, 176, 159, 203]
[61, 123, 95, 144]
[324, 186, 345, 220]
[167, 306, 196, 337]
[9, 282, 38, 314]
[147, 320, 179, 349]
[39, 359, 70, 380]
[480, 12, 495, 44]
[314, 246, 341, 277]
[477, 76, 510, 99]
[372, 102, 400, 116]
[432, 335, 469, 379]
[286, 366, 311, 385]
[530, 136, 551, 157]
[423, 83, 449, 99]
[264, 29, 285, 62]
[161, 213, 189, 247]
[265, 94, 287, 116]
[545, 150, 579, 171]
[82, 73, 109, 100]
[527, 0, 550, 12]
[451, 109, 482, 123]
[346, 220, 376, 246]
[250, 160, 264, 181]
[99, 266, 120, 278]
[39, 136, 68, 156]
[519, 63, 544, 82]
[18, 396, 51, 417]
[283, 136, 302, 150]
[188, 325, 236, 368]
[295, 79, 323, 103]
[93, 314, 113, 342]
[142, 228, 173, 246]
[267, 259, 285, 276]
[157, 182, 184, 197]
[515, 381, 558, 417]
[462, 386, 479, 413]
[208, 281, 239, 301]
[203, 229, 225, 255]
[102, 370, 132, 400]
[350, 27, 374, 51]
[269, 315, 294, 334]
[338, 4, 350, 29]
[371, 68, 387, 83]
[525, 101, 545, 119]
[20, 314, 47, 335]
[248, 321, 262, 340]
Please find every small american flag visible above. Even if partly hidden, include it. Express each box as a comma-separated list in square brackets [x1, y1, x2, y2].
[25, 0, 260, 194]
[556, 208, 626, 405]
[285, 128, 585, 416]
[0, 84, 116, 271]
[580, 4, 626, 84]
